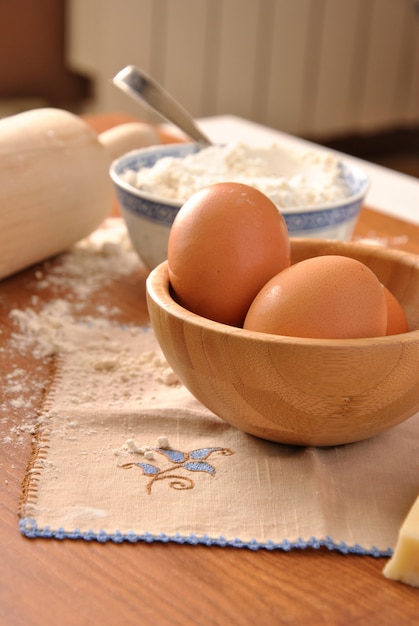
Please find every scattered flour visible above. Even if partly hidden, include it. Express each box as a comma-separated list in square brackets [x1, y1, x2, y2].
[113, 435, 171, 459]
[1, 218, 179, 448]
[30, 218, 140, 302]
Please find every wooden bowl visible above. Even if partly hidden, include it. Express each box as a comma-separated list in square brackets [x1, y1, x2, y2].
[146, 239, 419, 446]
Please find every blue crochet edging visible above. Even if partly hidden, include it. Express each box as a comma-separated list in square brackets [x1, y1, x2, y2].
[19, 518, 392, 557]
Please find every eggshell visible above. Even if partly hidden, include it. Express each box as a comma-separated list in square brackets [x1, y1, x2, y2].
[383, 285, 409, 335]
[243, 255, 388, 339]
[168, 182, 290, 326]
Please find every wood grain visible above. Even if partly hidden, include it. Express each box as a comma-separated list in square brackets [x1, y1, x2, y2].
[147, 240, 419, 446]
[1, 151, 418, 625]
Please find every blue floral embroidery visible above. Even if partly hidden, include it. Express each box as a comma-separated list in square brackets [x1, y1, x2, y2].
[122, 446, 234, 494]
[137, 463, 159, 476]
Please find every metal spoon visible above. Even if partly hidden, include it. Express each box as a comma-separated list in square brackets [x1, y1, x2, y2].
[112, 65, 212, 147]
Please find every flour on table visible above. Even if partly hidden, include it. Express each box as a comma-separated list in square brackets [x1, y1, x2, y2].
[1, 218, 180, 448]
[32, 219, 140, 302]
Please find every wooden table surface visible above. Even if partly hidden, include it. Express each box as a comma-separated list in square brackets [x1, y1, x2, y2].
[1, 115, 419, 626]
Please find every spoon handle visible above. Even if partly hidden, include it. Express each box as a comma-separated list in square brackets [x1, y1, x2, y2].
[113, 65, 212, 147]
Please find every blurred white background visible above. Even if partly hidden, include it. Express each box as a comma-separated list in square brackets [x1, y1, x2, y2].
[0, 0, 418, 173]
[67, 0, 419, 140]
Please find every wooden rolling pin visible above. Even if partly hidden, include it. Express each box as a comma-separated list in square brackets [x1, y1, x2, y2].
[0, 107, 161, 281]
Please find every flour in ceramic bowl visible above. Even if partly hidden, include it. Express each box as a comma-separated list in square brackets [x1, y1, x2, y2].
[123, 140, 352, 207]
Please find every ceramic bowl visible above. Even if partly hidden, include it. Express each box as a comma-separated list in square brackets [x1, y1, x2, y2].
[146, 239, 419, 447]
[110, 143, 369, 270]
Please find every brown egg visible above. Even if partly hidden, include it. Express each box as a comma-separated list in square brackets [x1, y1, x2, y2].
[383, 285, 409, 335]
[168, 182, 290, 326]
[243, 255, 388, 339]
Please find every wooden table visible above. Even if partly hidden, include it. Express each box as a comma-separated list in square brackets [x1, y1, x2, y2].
[1, 115, 418, 626]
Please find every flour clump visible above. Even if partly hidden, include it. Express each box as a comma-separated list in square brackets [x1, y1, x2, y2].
[123, 140, 352, 208]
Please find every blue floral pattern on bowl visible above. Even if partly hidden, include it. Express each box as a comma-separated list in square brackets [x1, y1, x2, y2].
[110, 143, 369, 237]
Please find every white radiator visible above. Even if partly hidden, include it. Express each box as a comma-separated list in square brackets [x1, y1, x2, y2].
[68, 0, 419, 139]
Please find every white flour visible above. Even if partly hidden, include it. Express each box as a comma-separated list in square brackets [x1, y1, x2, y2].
[123, 140, 352, 207]
[1, 218, 178, 449]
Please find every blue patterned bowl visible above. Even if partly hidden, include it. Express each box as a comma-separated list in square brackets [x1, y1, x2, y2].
[110, 143, 369, 270]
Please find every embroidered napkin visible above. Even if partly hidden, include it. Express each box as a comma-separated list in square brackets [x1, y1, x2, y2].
[19, 324, 418, 555]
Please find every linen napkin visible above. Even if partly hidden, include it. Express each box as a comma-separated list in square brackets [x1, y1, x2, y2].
[19, 324, 418, 555]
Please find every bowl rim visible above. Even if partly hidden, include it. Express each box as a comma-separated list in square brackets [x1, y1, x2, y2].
[110, 143, 191, 208]
[110, 143, 370, 214]
[146, 241, 419, 347]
